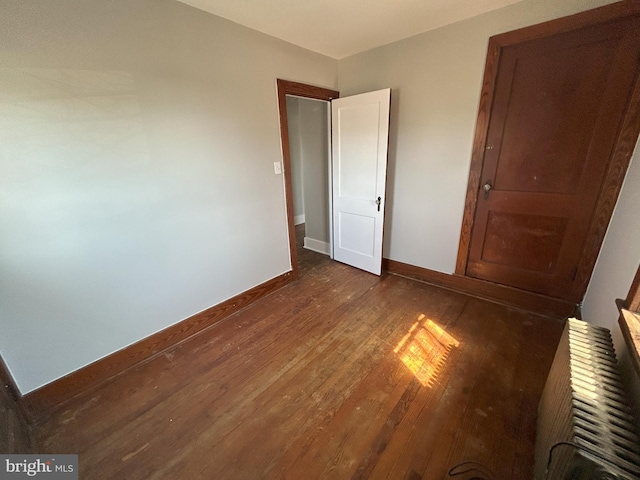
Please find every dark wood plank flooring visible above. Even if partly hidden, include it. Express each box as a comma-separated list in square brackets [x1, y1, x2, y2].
[0, 383, 31, 454]
[33, 225, 564, 479]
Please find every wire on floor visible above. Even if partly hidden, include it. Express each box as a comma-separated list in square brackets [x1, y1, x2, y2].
[448, 460, 496, 480]
[544, 440, 630, 480]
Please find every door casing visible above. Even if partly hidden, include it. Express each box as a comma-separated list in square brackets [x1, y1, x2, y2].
[276, 79, 339, 279]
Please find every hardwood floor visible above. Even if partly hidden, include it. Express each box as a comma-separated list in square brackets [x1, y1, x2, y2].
[33, 229, 564, 479]
[0, 381, 31, 454]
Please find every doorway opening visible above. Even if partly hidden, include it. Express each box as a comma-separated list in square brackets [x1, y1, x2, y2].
[287, 95, 331, 273]
[278, 80, 392, 278]
[276, 80, 339, 279]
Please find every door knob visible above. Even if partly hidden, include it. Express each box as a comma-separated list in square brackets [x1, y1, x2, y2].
[376, 196, 382, 212]
[483, 181, 492, 199]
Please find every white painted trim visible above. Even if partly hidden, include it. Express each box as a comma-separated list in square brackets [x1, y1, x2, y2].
[294, 214, 306, 225]
[327, 101, 334, 259]
[304, 237, 330, 256]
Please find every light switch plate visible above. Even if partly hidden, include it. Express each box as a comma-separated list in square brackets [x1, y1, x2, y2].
[273, 162, 282, 175]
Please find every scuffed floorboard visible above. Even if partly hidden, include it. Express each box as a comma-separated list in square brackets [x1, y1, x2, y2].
[34, 228, 563, 479]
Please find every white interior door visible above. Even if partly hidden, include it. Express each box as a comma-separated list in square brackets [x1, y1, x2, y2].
[331, 88, 390, 275]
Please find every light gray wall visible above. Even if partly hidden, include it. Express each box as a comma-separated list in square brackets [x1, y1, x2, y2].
[0, 0, 337, 393]
[583, 141, 640, 334]
[299, 99, 330, 245]
[582, 140, 640, 402]
[338, 0, 619, 273]
[286, 97, 305, 220]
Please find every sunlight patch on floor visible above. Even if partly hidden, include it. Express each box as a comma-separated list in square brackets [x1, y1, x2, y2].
[394, 314, 460, 387]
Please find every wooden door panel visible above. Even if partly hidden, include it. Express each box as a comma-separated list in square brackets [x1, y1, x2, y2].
[480, 212, 568, 273]
[492, 36, 617, 194]
[465, 9, 640, 301]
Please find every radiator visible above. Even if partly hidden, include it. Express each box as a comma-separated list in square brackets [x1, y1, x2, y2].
[534, 318, 640, 480]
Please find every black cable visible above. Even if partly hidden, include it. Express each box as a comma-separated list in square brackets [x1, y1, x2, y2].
[448, 439, 630, 480]
[448, 460, 496, 480]
[544, 440, 631, 480]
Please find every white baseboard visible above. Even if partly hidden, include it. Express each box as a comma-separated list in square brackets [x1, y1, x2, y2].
[304, 237, 330, 256]
[294, 214, 305, 226]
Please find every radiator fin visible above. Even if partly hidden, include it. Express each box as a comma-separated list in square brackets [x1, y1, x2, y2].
[534, 318, 640, 480]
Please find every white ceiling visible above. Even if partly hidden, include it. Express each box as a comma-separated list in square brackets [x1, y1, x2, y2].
[176, 0, 526, 59]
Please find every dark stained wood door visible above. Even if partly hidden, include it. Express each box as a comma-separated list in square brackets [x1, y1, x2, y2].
[464, 8, 640, 302]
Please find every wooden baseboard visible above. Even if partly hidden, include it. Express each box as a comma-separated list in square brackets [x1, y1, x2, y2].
[1, 355, 23, 410]
[23, 271, 294, 420]
[383, 258, 576, 319]
[0, 354, 33, 451]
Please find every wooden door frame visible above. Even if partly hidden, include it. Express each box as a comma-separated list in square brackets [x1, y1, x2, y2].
[617, 263, 640, 379]
[276, 79, 339, 279]
[455, 0, 640, 302]
[624, 264, 640, 312]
